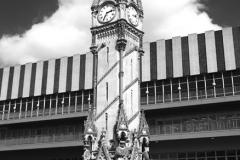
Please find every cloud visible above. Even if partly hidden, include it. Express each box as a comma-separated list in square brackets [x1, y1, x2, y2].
[0, 0, 221, 68]
[143, 0, 221, 41]
[0, 0, 91, 68]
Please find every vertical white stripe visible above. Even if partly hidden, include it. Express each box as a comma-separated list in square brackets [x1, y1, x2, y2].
[46, 59, 55, 95]
[223, 27, 236, 71]
[188, 33, 200, 75]
[172, 36, 183, 78]
[11, 65, 21, 99]
[142, 42, 151, 82]
[72, 54, 80, 91]
[59, 57, 68, 93]
[205, 30, 218, 73]
[0, 67, 10, 101]
[22, 63, 32, 98]
[157, 40, 166, 80]
[85, 52, 93, 90]
[34, 61, 44, 96]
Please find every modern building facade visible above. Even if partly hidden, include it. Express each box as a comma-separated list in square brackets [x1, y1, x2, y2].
[1, 0, 240, 160]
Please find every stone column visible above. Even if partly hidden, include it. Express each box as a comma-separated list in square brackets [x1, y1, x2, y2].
[138, 47, 144, 111]
[90, 45, 98, 115]
[117, 39, 127, 107]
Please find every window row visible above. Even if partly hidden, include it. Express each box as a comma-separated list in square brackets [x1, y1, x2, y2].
[0, 90, 93, 120]
[44, 158, 82, 160]
[0, 125, 83, 146]
[150, 150, 240, 160]
[148, 111, 240, 135]
[141, 70, 240, 105]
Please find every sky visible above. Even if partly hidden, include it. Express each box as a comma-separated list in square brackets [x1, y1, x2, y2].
[0, 0, 240, 68]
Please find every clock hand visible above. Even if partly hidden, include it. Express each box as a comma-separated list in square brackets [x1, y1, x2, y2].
[103, 13, 108, 21]
[103, 10, 113, 21]
[106, 10, 113, 14]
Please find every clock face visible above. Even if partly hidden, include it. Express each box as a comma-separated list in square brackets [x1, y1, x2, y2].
[127, 6, 139, 26]
[98, 4, 116, 23]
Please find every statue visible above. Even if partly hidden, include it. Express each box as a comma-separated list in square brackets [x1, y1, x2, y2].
[83, 146, 91, 160]
[115, 141, 130, 160]
[108, 139, 116, 151]
[142, 146, 150, 160]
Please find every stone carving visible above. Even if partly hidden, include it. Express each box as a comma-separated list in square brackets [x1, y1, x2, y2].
[83, 146, 91, 160]
[115, 141, 131, 160]
[84, 0, 147, 159]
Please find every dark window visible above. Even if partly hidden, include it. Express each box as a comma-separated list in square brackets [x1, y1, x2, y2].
[224, 78, 232, 85]
[164, 85, 171, 92]
[172, 84, 179, 92]
[197, 81, 205, 89]
[197, 152, 206, 157]
[216, 151, 226, 156]
[233, 77, 240, 85]
[232, 70, 240, 76]
[156, 86, 163, 93]
[148, 87, 155, 95]
[21, 99, 27, 111]
[169, 153, 177, 159]
[215, 79, 223, 86]
[141, 82, 147, 88]
[207, 151, 216, 157]
[151, 154, 159, 160]
[148, 81, 155, 87]
[189, 82, 196, 90]
[180, 83, 187, 91]
[160, 153, 168, 159]
[197, 75, 204, 81]
[27, 98, 32, 111]
[180, 77, 187, 83]
[172, 78, 179, 85]
[206, 80, 214, 88]
[33, 97, 38, 109]
[223, 71, 231, 78]
[148, 119, 155, 125]
[156, 80, 163, 86]
[178, 153, 187, 158]
[214, 73, 222, 79]
[206, 74, 213, 80]
[227, 157, 236, 160]
[141, 88, 147, 95]
[227, 150, 236, 156]
[188, 76, 196, 82]
[163, 79, 170, 85]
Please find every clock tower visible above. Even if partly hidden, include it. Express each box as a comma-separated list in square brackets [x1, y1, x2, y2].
[83, 1, 150, 160]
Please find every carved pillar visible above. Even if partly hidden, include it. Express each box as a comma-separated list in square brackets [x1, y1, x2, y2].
[90, 43, 106, 115]
[90, 45, 98, 115]
[117, 38, 127, 107]
[138, 47, 144, 111]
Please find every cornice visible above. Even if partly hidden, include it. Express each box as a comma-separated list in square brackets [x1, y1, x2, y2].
[91, 19, 144, 39]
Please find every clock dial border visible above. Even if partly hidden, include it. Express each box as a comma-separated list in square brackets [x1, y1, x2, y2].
[97, 3, 116, 24]
[127, 5, 139, 26]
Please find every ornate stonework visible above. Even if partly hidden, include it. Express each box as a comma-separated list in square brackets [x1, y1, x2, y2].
[83, 0, 149, 160]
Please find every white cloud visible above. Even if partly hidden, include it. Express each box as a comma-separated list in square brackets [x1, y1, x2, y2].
[0, 0, 91, 68]
[0, 0, 221, 68]
[143, 0, 221, 41]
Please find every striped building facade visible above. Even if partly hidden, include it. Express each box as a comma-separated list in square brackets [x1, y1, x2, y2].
[0, 27, 239, 101]
[1, 27, 240, 160]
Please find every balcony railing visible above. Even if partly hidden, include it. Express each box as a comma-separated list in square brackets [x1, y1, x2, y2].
[141, 85, 240, 105]
[149, 118, 240, 135]
[0, 132, 82, 147]
[0, 104, 90, 121]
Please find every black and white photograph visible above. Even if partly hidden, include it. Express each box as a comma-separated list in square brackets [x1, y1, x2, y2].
[0, 0, 240, 160]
